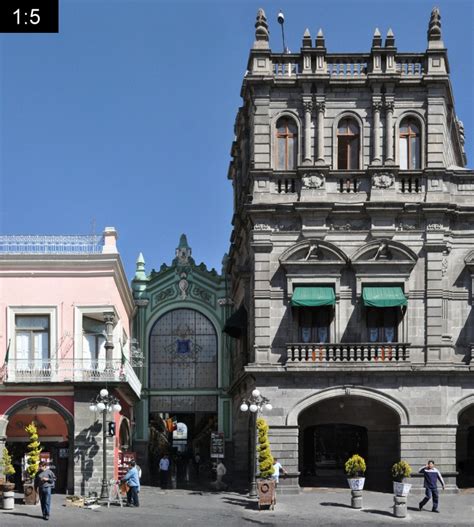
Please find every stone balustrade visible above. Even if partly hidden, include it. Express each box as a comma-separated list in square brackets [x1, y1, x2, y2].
[286, 342, 410, 363]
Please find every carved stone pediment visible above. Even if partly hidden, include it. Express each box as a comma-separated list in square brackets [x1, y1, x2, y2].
[280, 239, 349, 266]
[352, 240, 418, 266]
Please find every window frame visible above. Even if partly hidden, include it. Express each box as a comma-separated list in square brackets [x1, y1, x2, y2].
[399, 118, 421, 170]
[274, 115, 299, 170]
[333, 112, 364, 171]
[366, 306, 399, 343]
[297, 306, 333, 344]
[7, 306, 57, 363]
[337, 118, 360, 170]
[395, 113, 425, 170]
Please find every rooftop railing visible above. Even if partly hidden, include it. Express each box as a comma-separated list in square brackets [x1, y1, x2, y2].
[0, 235, 104, 255]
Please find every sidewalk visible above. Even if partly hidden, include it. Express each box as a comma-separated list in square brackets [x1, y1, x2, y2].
[0, 486, 472, 526]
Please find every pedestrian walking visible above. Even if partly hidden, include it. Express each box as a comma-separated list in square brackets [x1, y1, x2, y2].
[159, 454, 170, 489]
[418, 460, 445, 513]
[214, 460, 227, 490]
[122, 460, 140, 507]
[271, 458, 288, 485]
[34, 461, 56, 521]
[194, 453, 201, 480]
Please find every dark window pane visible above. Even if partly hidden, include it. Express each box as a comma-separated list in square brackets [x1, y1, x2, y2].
[349, 137, 359, 169]
[410, 136, 420, 169]
[338, 138, 349, 169]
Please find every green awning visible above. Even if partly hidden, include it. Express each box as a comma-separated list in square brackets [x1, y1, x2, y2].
[362, 286, 407, 308]
[291, 287, 335, 307]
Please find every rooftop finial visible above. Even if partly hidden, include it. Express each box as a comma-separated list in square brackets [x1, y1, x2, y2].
[385, 28, 395, 47]
[302, 28, 312, 48]
[315, 28, 325, 48]
[428, 7, 444, 47]
[134, 252, 146, 281]
[372, 28, 382, 48]
[253, 8, 269, 49]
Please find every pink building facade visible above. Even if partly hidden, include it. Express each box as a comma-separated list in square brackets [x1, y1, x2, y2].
[0, 228, 141, 495]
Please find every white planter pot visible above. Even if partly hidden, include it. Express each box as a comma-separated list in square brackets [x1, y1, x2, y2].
[347, 477, 365, 491]
[3, 491, 15, 510]
[393, 481, 411, 497]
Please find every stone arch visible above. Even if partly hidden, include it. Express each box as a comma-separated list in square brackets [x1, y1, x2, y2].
[448, 394, 474, 425]
[286, 385, 409, 426]
[0, 396, 75, 493]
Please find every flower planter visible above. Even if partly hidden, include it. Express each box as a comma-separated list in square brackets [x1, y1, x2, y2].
[347, 477, 365, 491]
[23, 482, 37, 505]
[2, 490, 15, 510]
[257, 479, 276, 510]
[393, 481, 411, 497]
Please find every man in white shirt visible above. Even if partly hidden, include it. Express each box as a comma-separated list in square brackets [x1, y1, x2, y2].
[159, 454, 170, 489]
[215, 460, 227, 490]
[272, 458, 287, 485]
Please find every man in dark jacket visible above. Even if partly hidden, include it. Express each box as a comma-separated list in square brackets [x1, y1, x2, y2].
[34, 461, 56, 520]
[418, 460, 445, 513]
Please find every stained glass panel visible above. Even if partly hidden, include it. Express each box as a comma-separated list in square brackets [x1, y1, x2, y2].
[149, 309, 218, 389]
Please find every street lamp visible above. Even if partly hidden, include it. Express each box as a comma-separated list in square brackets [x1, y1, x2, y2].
[89, 388, 122, 498]
[277, 10, 289, 54]
[240, 389, 272, 498]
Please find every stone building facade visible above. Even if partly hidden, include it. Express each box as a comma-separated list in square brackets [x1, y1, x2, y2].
[227, 8, 474, 493]
[131, 235, 233, 482]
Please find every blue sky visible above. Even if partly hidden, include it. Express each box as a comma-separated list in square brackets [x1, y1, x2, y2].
[1, 0, 473, 279]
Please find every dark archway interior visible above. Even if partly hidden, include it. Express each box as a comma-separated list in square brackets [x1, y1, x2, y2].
[298, 396, 400, 491]
[457, 404, 474, 488]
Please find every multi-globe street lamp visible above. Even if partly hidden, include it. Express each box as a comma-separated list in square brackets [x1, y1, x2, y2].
[240, 389, 272, 498]
[89, 388, 122, 498]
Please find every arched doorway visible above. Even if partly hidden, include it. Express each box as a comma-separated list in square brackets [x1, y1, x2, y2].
[457, 404, 474, 488]
[3, 398, 74, 493]
[298, 395, 400, 491]
[148, 308, 219, 486]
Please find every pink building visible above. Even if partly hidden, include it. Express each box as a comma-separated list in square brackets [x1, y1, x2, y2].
[0, 228, 141, 495]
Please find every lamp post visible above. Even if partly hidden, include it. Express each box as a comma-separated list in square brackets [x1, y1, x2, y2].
[89, 388, 122, 499]
[277, 10, 289, 54]
[240, 389, 272, 498]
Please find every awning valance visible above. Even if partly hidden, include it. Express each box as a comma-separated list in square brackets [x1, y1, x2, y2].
[362, 286, 407, 308]
[223, 305, 247, 338]
[291, 286, 335, 307]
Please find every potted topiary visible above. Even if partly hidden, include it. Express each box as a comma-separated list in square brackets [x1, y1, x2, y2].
[256, 417, 276, 510]
[1, 446, 16, 510]
[392, 460, 412, 518]
[392, 460, 412, 497]
[24, 423, 42, 505]
[345, 454, 366, 509]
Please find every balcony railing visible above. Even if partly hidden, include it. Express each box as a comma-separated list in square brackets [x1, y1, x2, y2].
[286, 343, 410, 363]
[0, 235, 104, 254]
[2, 359, 142, 397]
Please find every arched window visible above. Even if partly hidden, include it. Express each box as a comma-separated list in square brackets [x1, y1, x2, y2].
[337, 118, 360, 169]
[275, 117, 298, 170]
[399, 118, 421, 169]
[149, 309, 217, 391]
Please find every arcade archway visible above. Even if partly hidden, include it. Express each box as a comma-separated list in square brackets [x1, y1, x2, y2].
[298, 395, 400, 491]
[457, 404, 474, 488]
[3, 398, 74, 493]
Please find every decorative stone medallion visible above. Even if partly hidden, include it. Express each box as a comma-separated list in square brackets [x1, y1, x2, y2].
[302, 173, 325, 189]
[372, 173, 394, 189]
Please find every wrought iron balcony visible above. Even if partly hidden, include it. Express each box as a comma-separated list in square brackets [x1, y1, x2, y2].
[1, 358, 141, 397]
[286, 342, 410, 363]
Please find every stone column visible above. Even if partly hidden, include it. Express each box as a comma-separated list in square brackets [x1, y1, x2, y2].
[372, 100, 382, 164]
[315, 101, 325, 165]
[103, 312, 115, 364]
[303, 98, 313, 165]
[385, 99, 394, 163]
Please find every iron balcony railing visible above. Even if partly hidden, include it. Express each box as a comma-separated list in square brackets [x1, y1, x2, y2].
[1, 358, 141, 397]
[0, 235, 104, 255]
[286, 342, 410, 363]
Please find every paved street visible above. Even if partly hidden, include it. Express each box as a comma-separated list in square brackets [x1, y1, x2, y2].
[1, 486, 473, 526]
